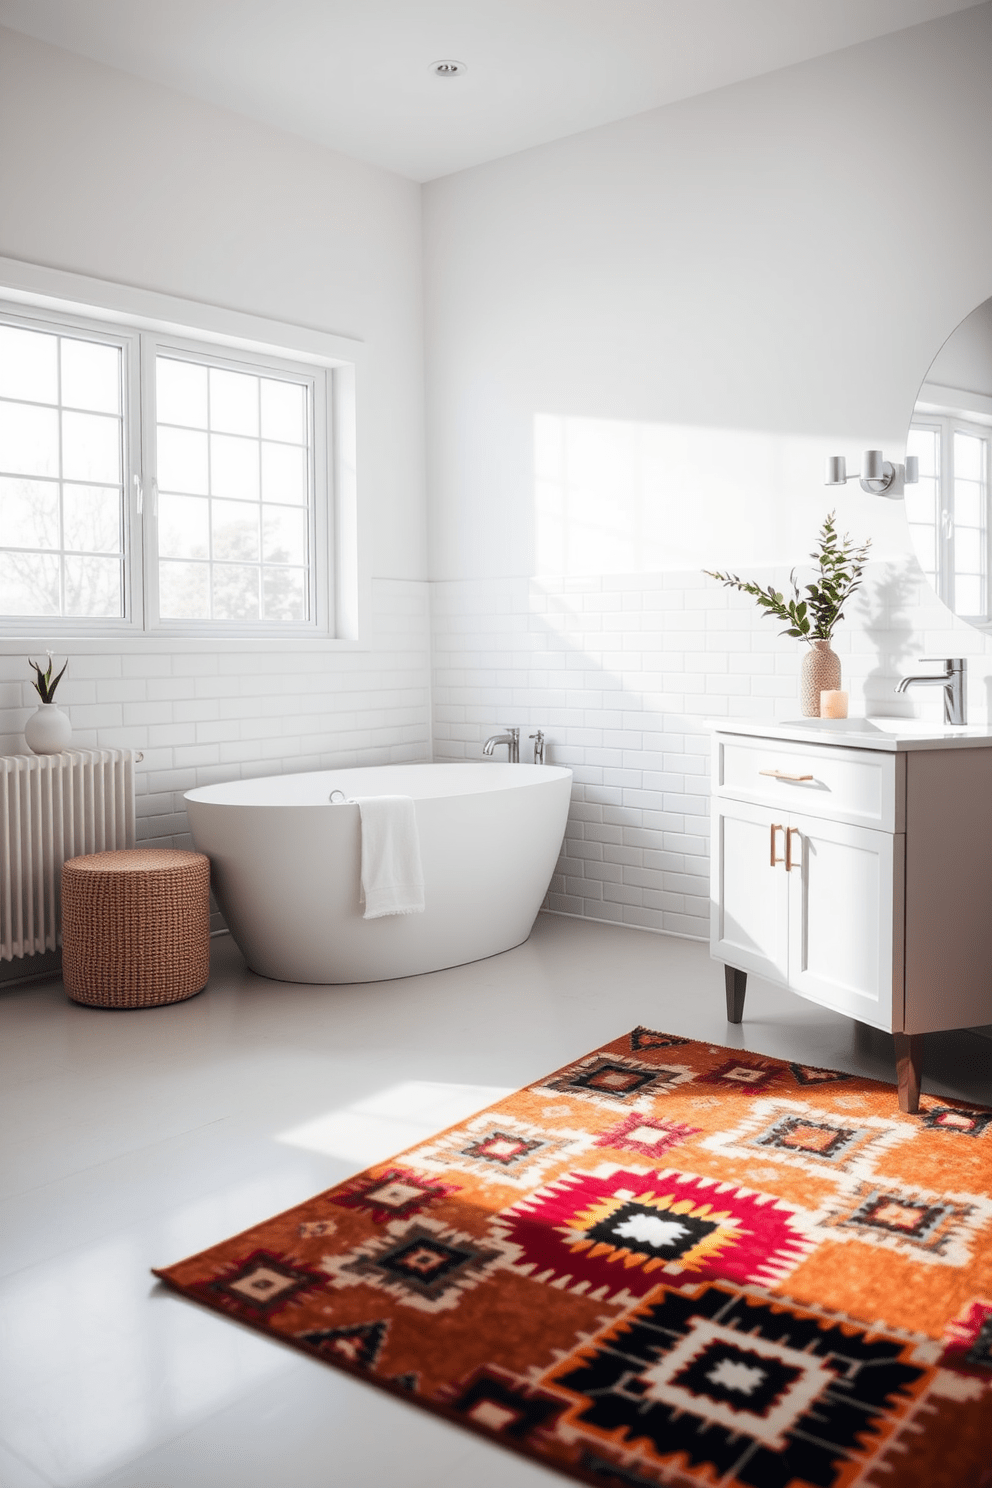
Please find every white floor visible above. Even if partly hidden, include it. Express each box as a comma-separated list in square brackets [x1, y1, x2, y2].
[2, 914, 991, 1488]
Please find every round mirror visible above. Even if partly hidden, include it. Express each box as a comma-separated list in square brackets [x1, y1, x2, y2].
[907, 296, 992, 629]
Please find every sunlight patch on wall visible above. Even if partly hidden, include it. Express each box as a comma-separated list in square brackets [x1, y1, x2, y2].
[533, 413, 899, 576]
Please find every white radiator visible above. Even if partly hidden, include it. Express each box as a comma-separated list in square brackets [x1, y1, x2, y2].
[1, 749, 136, 960]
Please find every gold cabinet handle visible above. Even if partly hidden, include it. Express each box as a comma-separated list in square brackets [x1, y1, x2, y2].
[786, 826, 801, 872]
[770, 822, 785, 866]
[759, 769, 814, 782]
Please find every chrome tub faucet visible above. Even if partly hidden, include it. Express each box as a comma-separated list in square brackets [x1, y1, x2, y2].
[483, 727, 520, 762]
[895, 657, 967, 725]
[530, 729, 546, 765]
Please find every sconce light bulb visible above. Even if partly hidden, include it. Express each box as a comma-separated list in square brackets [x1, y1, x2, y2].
[862, 449, 884, 481]
[825, 455, 847, 486]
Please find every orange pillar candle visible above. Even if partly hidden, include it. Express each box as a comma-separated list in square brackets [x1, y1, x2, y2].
[820, 689, 849, 718]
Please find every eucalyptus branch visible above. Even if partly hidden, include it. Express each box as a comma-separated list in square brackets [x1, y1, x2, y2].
[704, 512, 870, 644]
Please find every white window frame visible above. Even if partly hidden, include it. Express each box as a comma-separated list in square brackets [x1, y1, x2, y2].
[141, 332, 329, 638]
[0, 303, 142, 635]
[0, 256, 364, 651]
[911, 393, 992, 627]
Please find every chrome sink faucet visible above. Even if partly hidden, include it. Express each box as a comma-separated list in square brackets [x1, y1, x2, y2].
[895, 658, 967, 725]
[483, 727, 519, 762]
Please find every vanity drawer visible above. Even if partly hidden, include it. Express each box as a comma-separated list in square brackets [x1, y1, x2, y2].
[714, 733, 902, 831]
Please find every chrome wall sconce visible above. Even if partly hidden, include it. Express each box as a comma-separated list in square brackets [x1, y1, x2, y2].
[824, 450, 918, 497]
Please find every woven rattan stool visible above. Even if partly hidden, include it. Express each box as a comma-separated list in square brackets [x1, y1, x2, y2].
[62, 848, 210, 1008]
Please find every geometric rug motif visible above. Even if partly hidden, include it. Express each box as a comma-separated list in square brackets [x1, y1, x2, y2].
[318, 1213, 505, 1314]
[922, 1105, 992, 1137]
[297, 1318, 390, 1369]
[197, 1250, 328, 1321]
[544, 1281, 930, 1487]
[629, 1026, 692, 1052]
[593, 1111, 702, 1161]
[817, 1180, 992, 1268]
[701, 1096, 914, 1190]
[330, 1166, 460, 1222]
[405, 1111, 596, 1191]
[153, 1027, 992, 1488]
[789, 1061, 852, 1087]
[698, 1057, 783, 1095]
[491, 1162, 818, 1302]
[538, 1052, 694, 1110]
[941, 1298, 992, 1374]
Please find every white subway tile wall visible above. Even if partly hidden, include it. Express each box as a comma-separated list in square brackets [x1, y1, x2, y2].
[431, 559, 992, 941]
[6, 560, 990, 954]
[0, 580, 432, 860]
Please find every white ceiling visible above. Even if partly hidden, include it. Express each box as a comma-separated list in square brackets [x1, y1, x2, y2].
[0, 0, 984, 181]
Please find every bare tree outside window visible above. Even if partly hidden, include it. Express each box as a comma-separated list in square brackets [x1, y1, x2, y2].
[0, 322, 125, 618]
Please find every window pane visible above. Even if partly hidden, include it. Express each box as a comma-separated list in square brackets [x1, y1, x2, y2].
[153, 352, 316, 629]
[262, 441, 306, 504]
[908, 426, 938, 478]
[157, 357, 207, 428]
[263, 566, 305, 621]
[63, 555, 122, 617]
[0, 400, 59, 477]
[61, 339, 121, 415]
[261, 379, 306, 443]
[955, 480, 984, 527]
[210, 433, 259, 500]
[262, 503, 307, 564]
[0, 550, 60, 614]
[0, 477, 59, 549]
[905, 478, 937, 525]
[61, 411, 121, 483]
[0, 324, 58, 404]
[956, 575, 983, 615]
[160, 560, 210, 619]
[63, 484, 122, 555]
[158, 426, 208, 494]
[212, 499, 259, 561]
[210, 367, 258, 436]
[955, 526, 983, 572]
[158, 493, 209, 559]
[955, 432, 984, 481]
[213, 563, 259, 621]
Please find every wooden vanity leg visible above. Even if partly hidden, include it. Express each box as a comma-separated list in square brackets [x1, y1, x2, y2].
[893, 1032, 923, 1114]
[725, 966, 747, 1024]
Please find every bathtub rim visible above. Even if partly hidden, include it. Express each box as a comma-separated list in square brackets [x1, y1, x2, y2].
[184, 760, 572, 809]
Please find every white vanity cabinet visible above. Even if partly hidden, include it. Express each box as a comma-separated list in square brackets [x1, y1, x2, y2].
[710, 722, 992, 1111]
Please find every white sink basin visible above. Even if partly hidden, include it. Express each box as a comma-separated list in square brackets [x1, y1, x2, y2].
[781, 717, 987, 738]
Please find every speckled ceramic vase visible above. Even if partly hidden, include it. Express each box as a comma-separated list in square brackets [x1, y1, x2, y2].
[801, 640, 841, 717]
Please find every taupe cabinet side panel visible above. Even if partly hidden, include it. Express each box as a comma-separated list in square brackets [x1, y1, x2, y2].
[905, 747, 992, 1034]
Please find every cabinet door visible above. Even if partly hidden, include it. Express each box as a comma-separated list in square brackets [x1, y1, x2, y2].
[711, 797, 789, 985]
[786, 810, 903, 1032]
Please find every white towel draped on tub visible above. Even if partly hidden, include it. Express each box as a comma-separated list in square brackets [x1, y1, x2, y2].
[350, 795, 425, 919]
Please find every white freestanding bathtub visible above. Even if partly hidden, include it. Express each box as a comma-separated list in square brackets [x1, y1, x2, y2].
[184, 762, 572, 984]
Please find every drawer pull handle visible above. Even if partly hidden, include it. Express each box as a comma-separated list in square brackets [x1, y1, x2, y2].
[770, 822, 785, 866]
[759, 769, 814, 782]
[786, 826, 801, 872]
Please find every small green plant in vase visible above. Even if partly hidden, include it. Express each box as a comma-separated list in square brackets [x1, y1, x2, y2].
[29, 652, 68, 703]
[25, 651, 72, 754]
[705, 512, 871, 717]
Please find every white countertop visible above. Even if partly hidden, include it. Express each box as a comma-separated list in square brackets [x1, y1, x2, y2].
[708, 717, 992, 751]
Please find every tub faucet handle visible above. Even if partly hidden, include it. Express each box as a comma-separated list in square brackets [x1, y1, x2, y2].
[529, 730, 546, 765]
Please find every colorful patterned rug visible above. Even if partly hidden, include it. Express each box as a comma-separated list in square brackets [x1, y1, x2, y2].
[154, 1029, 992, 1488]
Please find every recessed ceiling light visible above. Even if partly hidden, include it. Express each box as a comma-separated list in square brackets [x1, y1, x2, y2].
[430, 59, 467, 78]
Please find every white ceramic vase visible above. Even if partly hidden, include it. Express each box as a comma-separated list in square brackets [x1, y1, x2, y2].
[25, 702, 72, 754]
